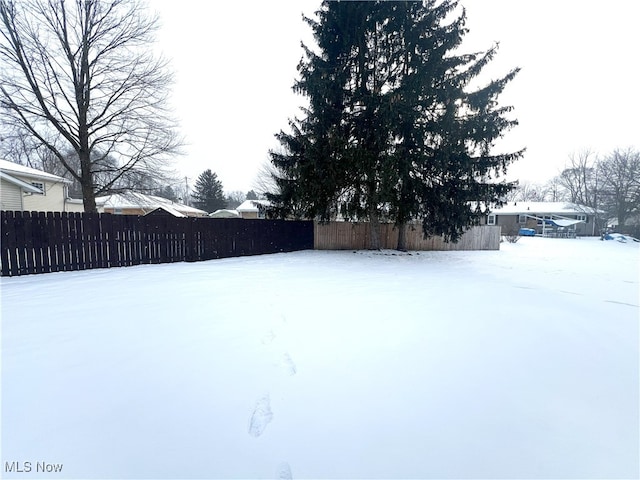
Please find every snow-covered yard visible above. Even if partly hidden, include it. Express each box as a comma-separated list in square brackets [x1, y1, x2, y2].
[2, 236, 638, 479]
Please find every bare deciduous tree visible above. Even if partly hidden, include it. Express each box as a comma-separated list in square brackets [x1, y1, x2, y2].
[599, 147, 640, 230]
[504, 180, 546, 202]
[252, 158, 283, 198]
[0, 0, 182, 212]
[557, 149, 598, 206]
[539, 176, 565, 202]
[225, 190, 246, 209]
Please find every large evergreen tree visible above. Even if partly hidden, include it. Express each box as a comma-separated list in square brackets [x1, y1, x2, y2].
[268, 0, 522, 249]
[191, 169, 227, 212]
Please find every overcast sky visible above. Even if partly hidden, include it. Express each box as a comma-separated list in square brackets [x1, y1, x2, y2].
[151, 0, 639, 194]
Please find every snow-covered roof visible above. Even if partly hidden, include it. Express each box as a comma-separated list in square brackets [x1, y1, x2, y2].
[144, 205, 187, 218]
[236, 199, 270, 213]
[96, 192, 207, 216]
[210, 209, 240, 218]
[0, 170, 44, 193]
[548, 218, 584, 227]
[0, 159, 71, 184]
[491, 202, 598, 216]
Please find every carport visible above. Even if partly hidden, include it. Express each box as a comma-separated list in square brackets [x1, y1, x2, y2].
[523, 214, 585, 237]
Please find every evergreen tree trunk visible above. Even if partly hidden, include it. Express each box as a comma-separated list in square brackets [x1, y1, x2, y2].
[367, 181, 381, 250]
[397, 222, 407, 251]
[368, 205, 381, 250]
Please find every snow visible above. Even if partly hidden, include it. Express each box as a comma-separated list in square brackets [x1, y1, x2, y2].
[0, 159, 70, 183]
[95, 192, 207, 216]
[604, 232, 640, 243]
[2, 237, 638, 479]
[490, 201, 599, 215]
[236, 199, 271, 213]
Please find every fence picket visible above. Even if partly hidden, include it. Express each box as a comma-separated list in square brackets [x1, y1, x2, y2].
[1, 211, 17, 276]
[32, 212, 46, 273]
[48, 212, 60, 272]
[14, 212, 28, 274]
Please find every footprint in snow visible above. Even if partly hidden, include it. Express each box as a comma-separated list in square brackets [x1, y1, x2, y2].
[281, 353, 297, 376]
[248, 395, 273, 437]
[262, 329, 276, 345]
[276, 462, 293, 480]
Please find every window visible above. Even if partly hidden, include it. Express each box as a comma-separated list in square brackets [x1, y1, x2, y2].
[576, 214, 587, 222]
[30, 181, 45, 195]
[487, 214, 496, 225]
[518, 214, 527, 224]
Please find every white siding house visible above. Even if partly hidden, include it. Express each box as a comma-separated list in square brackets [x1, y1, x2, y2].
[0, 160, 83, 212]
[1, 170, 42, 210]
[236, 200, 270, 219]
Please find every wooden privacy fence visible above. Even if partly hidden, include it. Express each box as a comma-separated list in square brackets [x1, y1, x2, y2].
[1, 212, 500, 276]
[1, 211, 313, 277]
[314, 222, 500, 251]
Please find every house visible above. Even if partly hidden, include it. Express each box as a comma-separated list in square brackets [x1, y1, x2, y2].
[96, 192, 208, 217]
[607, 214, 640, 237]
[236, 199, 270, 219]
[487, 201, 600, 237]
[210, 209, 240, 218]
[144, 205, 188, 218]
[0, 159, 84, 212]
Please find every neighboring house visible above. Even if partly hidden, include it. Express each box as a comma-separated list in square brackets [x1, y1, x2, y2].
[487, 201, 600, 236]
[236, 199, 270, 219]
[210, 209, 240, 218]
[607, 214, 640, 237]
[144, 206, 189, 218]
[0, 159, 83, 212]
[96, 192, 208, 217]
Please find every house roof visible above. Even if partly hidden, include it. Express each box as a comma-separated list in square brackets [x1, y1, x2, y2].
[0, 171, 44, 193]
[236, 199, 270, 212]
[0, 159, 71, 184]
[144, 205, 187, 217]
[210, 209, 240, 218]
[491, 201, 598, 216]
[96, 192, 207, 216]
